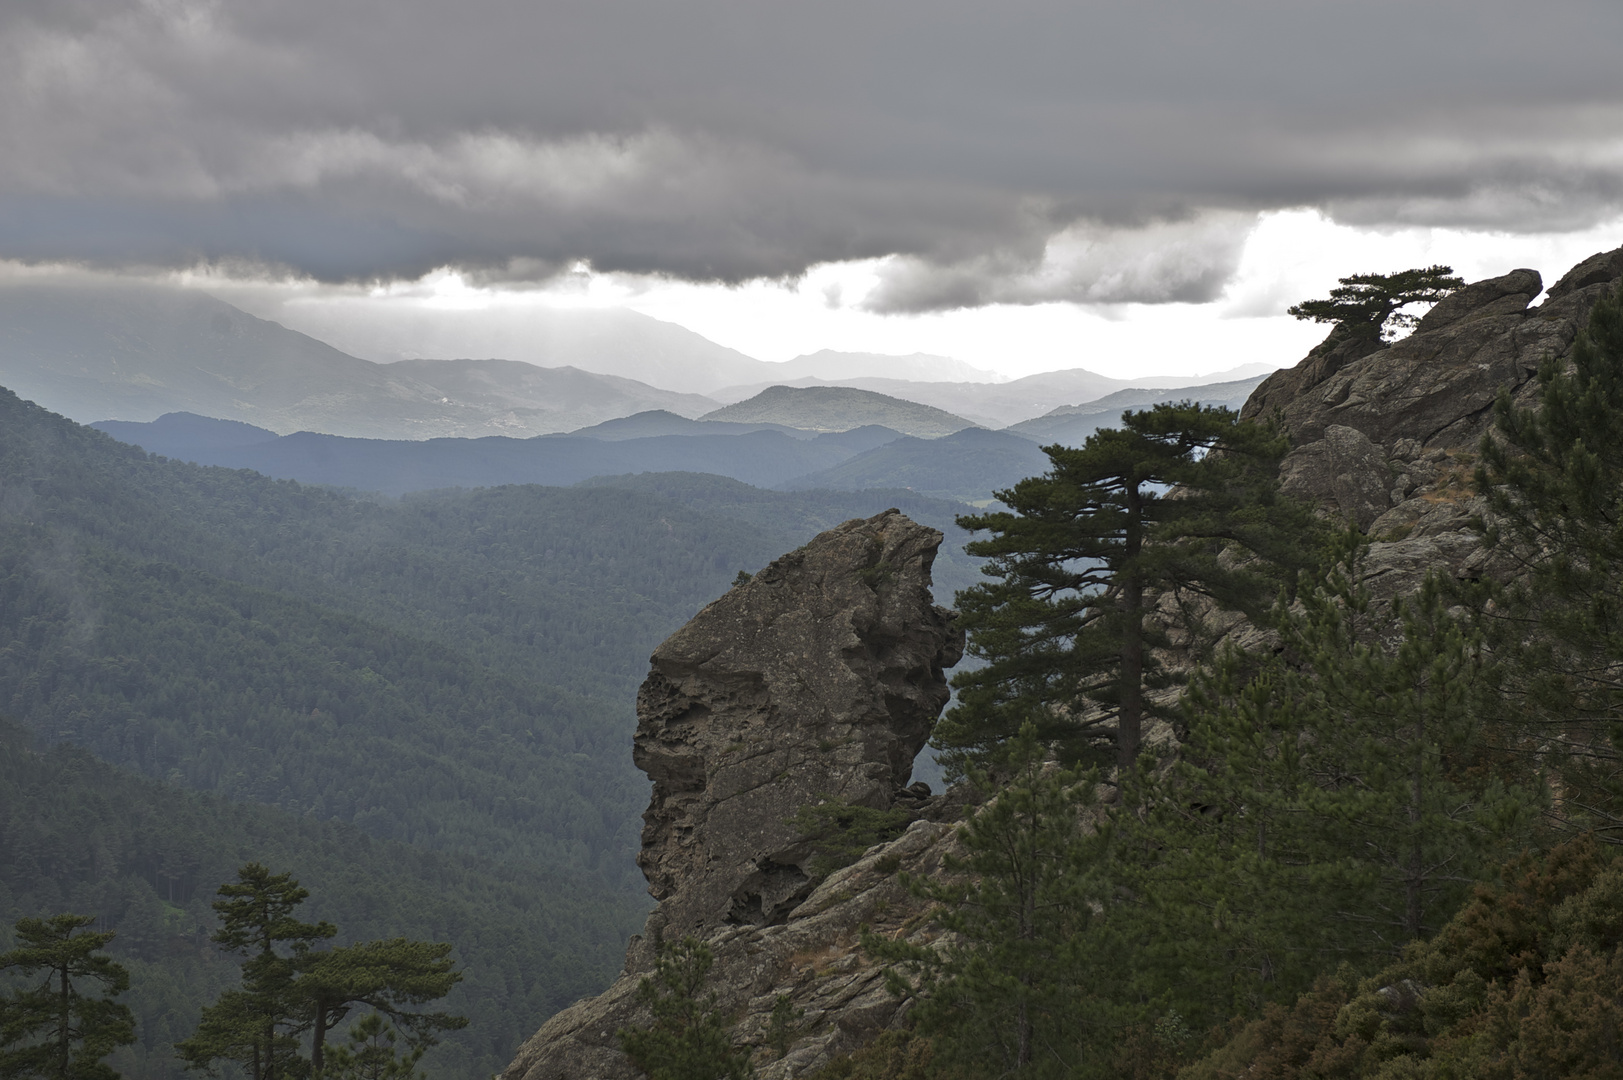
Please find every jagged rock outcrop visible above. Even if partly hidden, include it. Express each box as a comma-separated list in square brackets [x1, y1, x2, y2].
[503, 510, 964, 1080]
[1243, 248, 1623, 593]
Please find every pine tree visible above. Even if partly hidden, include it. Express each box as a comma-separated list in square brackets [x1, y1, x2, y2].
[1474, 282, 1623, 838]
[616, 937, 753, 1080]
[1287, 265, 1464, 341]
[321, 1015, 421, 1080]
[0, 915, 136, 1080]
[1139, 546, 1536, 1027]
[178, 866, 465, 1080]
[866, 727, 1116, 1079]
[298, 941, 464, 1080]
[938, 402, 1321, 773]
[177, 864, 335, 1080]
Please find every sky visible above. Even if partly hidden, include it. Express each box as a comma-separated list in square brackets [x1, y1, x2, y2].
[6, 0, 1623, 380]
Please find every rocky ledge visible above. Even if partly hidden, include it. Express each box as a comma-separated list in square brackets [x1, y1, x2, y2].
[502, 509, 964, 1080]
[1244, 245, 1623, 596]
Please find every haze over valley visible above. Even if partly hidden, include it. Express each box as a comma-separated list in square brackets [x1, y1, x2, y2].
[7, 1, 1623, 1078]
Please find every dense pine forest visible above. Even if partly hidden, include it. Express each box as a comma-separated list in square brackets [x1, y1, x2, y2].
[0, 385, 979, 1078]
[795, 274, 1623, 1079]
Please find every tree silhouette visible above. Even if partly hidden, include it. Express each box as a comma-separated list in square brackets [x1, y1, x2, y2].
[1287, 265, 1463, 341]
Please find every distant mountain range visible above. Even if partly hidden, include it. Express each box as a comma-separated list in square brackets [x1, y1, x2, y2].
[90, 413, 896, 496]
[9, 278, 1280, 502]
[708, 365, 1278, 427]
[2, 280, 1280, 442]
[235, 299, 1001, 395]
[783, 427, 1052, 503]
[88, 374, 1272, 503]
[0, 282, 715, 438]
[764, 349, 1001, 384]
[1006, 376, 1268, 445]
[92, 401, 1032, 502]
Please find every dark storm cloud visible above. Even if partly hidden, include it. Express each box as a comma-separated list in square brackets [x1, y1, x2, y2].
[5, 0, 1623, 307]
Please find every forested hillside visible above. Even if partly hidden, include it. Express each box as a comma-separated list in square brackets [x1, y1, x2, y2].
[0, 383, 984, 1078]
[0, 719, 635, 1080]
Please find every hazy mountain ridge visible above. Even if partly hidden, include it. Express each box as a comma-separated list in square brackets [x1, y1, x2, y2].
[699, 384, 978, 437]
[90, 408, 1035, 503]
[143, 429, 853, 495]
[1006, 374, 1268, 445]
[782, 426, 1053, 503]
[241, 299, 1011, 394]
[767, 348, 1002, 383]
[0, 282, 719, 438]
[707, 364, 1279, 426]
[2, 280, 1287, 448]
[230, 300, 776, 396]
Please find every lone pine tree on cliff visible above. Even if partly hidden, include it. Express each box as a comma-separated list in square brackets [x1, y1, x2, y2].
[1288, 265, 1464, 341]
[937, 401, 1324, 773]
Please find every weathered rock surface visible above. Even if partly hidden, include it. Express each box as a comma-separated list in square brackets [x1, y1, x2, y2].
[1244, 248, 1623, 595]
[503, 510, 963, 1080]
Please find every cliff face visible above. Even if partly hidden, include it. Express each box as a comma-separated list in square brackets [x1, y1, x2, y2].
[1243, 246, 1623, 595]
[503, 509, 964, 1080]
[502, 248, 1623, 1080]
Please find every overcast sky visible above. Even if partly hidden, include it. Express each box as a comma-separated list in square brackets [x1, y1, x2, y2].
[6, 0, 1623, 378]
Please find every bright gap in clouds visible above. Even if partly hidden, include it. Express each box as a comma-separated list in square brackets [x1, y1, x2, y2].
[581, 209, 1623, 379]
[232, 209, 1623, 383]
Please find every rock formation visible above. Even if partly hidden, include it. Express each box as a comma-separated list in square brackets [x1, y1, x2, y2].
[501, 248, 1623, 1080]
[1244, 247, 1623, 595]
[503, 509, 963, 1080]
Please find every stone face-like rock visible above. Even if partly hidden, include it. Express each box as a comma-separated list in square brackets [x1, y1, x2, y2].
[1244, 325, 1386, 426]
[502, 510, 963, 1080]
[634, 509, 962, 944]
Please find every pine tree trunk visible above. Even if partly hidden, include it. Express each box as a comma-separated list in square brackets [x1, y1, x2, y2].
[57, 965, 70, 1080]
[1017, 859, 1035, 1068]
[1406, 724, 1425, 941]
[311, 1004, 329, 1080]
[1118, 481, 1145, 770]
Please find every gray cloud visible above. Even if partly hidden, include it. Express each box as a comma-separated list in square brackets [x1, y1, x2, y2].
[4, 0, 1623, 304]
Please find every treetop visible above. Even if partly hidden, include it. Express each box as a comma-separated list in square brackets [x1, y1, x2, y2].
[1288, 265, 1464, 341]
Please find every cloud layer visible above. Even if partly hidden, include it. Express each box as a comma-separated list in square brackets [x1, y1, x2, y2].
[5, 0, 1623, 306]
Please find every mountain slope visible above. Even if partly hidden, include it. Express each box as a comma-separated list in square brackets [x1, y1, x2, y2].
[768, 349, 1000, 383]
[700, 384, 977, 436]
[0, 282, 715, 437]
[245, 300, 776, 395]
[239, 301, 991, 395]
[89, 424, 872, 495]
[0, 721, 640, 1080]
[709, 365, 1281, 426]
[781, 426, 1052, 503]
[1005, 374, 1268, 445]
